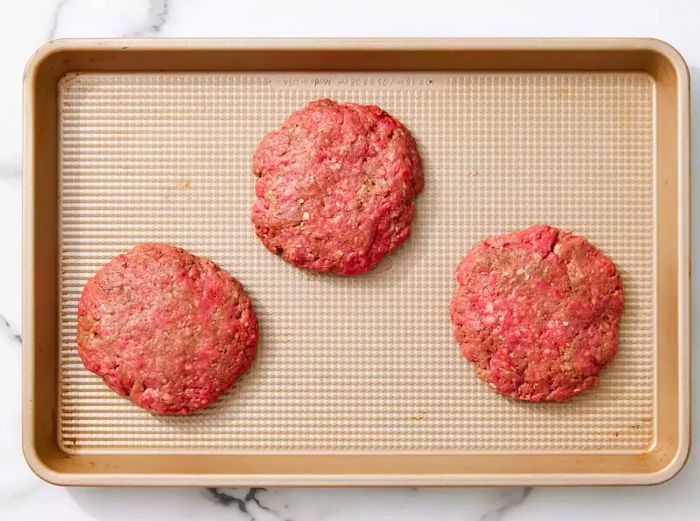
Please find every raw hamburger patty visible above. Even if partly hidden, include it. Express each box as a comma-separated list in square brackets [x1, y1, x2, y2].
[450, 225, 623, 402]
[77, 244, 258, 415]
[252, 99, 424, 275]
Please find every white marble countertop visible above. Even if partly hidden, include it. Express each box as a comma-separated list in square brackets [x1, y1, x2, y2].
[1, 1, 698, 519]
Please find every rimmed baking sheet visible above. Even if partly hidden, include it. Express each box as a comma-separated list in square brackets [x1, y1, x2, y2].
[23, 39, 690, 485]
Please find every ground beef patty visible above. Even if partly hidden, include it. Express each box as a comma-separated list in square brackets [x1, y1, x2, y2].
[450, 225, 623, 402]
[252, 99, 424, 275]
[77, 244, 258, 415]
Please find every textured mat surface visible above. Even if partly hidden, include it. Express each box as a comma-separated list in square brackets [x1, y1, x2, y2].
[58, 72, 654, 452]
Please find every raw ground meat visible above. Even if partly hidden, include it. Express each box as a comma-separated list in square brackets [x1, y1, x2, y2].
[252, 98, 423, 276]
[77, 243, 258, 415]
[450, 225, 623, 402]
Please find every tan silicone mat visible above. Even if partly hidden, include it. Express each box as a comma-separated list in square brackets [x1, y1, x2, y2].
[58, 71, 655, 453]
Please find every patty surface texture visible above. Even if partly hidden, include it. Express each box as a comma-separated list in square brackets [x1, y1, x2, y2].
[450, 225, 623, 402]
[77, 243, 258, 415]
[252, 98, 423, 275]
